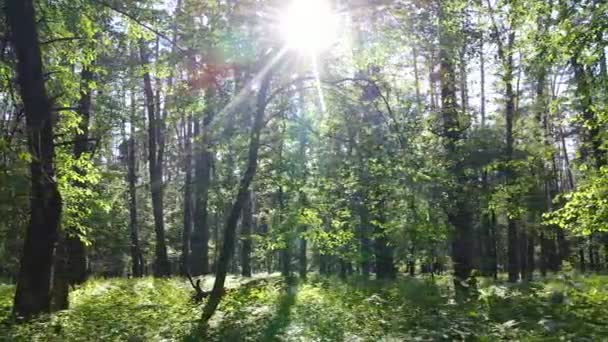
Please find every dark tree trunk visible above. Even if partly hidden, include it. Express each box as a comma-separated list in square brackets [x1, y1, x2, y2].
[358, 204, 372, 277]
[504, 33, 519, 283]
[557, 229, 568, 268]
[201, 69, 273, 322]
[579, 247, 586, 272]
[181, 115, 193, 275]
[128, 93, 144, 277]
[278, 186, 291, 278]
[191, 89, 215, 276]
[240, 191, 253, 277]
[9, 0, 63, 319]
[374, 233, 395, 280]
[299, 225, 307, 279]
[373, 210, 395, 280]
[51, 67, 94, 310]
[571, 58, 604, 168]
[519, 231, 529, 281]
[547, 232, 559, 272]
[439, 3, 473, 294]
[527, 233, 535, 280]
[139, 40, 170, 277]
[588, 236, 596, 271]
[480, 32, 486, 127]
[540, 232, 547, 277]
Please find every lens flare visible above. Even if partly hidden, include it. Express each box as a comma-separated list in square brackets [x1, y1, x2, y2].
[279, 0, 338, 53]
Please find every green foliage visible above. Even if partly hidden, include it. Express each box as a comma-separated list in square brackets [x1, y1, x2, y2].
[2, 275, 608, 341]
[545, 167, 608, 235]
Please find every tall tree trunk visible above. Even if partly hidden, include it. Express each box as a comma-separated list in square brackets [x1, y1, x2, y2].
[358, 204, 372, 277]
[540, 231, 547, 276]
[139, 40, 170, 277]
[527, 233, 535, 280]
[201, 69, 273, 322]
[504, 33, 519, 283]
[439, 2, 473, 295]
[128, 91, 143, 277]
[181, 114, 193, 275]
[299, 224, 307, 279]
[9, 0, 63, 319]
[480, 32, 486, 127]
[191, 121, 212, 275]
[412, 45, 422, 111]
[51, 67, 94, 310]
[373, 211, 395, 280]
[571, 58, 604, 168]
[191, 88, 216, 275]
[240, 190, 253, 277]
[278, 186, 291, 278]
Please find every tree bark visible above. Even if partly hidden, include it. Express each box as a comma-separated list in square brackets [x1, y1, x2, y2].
[181, 114, 193, 275]
[139, 40, 170, 277]
[439, 2, 473, 295]
[51, 67, 94, 310]
[128, 91, 144, 277]
[191, 88, 216, 275]
[374, 220, 395, 279]
[201, 68, 273, 322]
[9, 0, 63, 319]
[240, 190, 253, 277]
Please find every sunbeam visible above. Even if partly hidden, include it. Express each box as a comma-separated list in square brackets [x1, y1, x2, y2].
[311, 54, 327, 114]
[212, 46, 288, 129]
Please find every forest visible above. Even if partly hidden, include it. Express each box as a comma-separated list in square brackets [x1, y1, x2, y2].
[1, 0, 608, 340]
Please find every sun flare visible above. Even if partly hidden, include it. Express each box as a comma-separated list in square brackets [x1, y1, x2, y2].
[279, 0, 338, 53]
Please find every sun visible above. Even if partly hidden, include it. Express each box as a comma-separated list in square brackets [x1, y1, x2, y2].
[279, 0, 338, 54]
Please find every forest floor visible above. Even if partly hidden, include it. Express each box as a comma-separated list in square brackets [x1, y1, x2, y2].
[1, 273, 608, 341]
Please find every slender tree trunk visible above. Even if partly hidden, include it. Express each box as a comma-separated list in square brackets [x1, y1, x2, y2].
[358, 203, 372, 277]
[9, 0, 63, 319]
[412, 45, 422, 111]
[572, 58, 604, 168]
[439, 2, 473, 295]
[128, 91, 143, 277]
[191, 121, 212, 275]
[579, 246, 586, 272]
[51, 67, 94, 310]
[181, 114, 193, 275]
[241, 190, 253, 277]
[540, 231, 547, 276]
[504, 33, 520, 283]
[201, 68, 273, 322]
[373, 218, 395, 279]
[299, 224, 307, 279]
[527, 233, 535, 280]
[139, 40, 170, 277]
[480, 33, 486, 127]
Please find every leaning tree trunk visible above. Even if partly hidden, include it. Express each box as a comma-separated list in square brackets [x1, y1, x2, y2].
[9, 0, 63, 319]
[201, 70, 273, 322]
[139, 40, 170, 277]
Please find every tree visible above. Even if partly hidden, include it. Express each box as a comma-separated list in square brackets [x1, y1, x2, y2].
[8, 0, 63, 319]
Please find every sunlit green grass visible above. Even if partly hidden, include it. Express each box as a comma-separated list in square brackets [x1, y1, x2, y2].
[1, 274, 608, 341]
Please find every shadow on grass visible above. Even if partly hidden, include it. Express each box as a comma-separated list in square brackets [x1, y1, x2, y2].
[260, 282, 298, 341]
[184, 278, 298, 342]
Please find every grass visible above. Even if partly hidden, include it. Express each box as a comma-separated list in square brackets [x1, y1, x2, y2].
[1, 273, 608, 341]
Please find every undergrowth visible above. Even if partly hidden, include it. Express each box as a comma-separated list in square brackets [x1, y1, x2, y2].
[1, 274, 607, 341]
